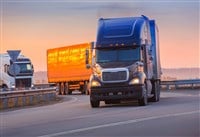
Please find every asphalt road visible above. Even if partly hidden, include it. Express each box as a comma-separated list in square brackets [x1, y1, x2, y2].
[0, 89, 199, 137]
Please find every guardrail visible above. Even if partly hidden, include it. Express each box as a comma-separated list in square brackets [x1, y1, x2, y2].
[161, 79, 200, 90]
[35, 80, 200, 91]
[34, 83, 56, 88]
[1, 79, 198, 109]
[0, 87, 57, 110]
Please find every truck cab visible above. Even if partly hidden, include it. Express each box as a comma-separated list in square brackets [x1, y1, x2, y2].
[0, 50, 34, 90]
[86, 15, 161, 107]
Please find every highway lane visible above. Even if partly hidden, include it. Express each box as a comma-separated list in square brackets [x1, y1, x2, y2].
[0, 89, 199, 137]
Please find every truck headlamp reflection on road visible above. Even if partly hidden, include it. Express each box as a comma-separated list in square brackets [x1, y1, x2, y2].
[91, 80, 101, 87]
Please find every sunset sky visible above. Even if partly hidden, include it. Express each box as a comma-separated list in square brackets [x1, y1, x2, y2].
[1, 0, 199, 71]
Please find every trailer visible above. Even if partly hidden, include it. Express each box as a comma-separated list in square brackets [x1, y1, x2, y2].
[47, 43, 93, 95]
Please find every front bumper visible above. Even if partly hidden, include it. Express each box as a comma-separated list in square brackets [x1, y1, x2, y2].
[90, 85, 144, 101]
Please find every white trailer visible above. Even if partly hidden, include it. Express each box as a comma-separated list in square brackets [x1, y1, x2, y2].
[0, 50, 34, 89]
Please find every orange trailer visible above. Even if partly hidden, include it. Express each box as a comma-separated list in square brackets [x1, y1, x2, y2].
[47, 42, 93, 94]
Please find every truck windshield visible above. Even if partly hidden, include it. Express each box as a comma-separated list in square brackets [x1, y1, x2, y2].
[17, 63, 33, 73]
[96, 47, 140, 63]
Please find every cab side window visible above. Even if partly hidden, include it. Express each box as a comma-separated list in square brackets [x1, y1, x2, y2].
[4, 64, 9, 73]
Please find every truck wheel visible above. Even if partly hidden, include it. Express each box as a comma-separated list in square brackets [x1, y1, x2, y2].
[90, 98, 100, 108]
[63, 82, 67, 95]
[156, 81, 160, 101]
[81, 85, 87, 95]
[138, 83, 148, 106]
[150, 80, 160, 102]
[67, 90, 72, 95]
[90, 100, 100, 108]
[59, 83, 65, 95]
[80, 85, 85, 94]
[58, 83, 62, 95]
[65, 83, 72, 95]
[2, 84, 8, 91]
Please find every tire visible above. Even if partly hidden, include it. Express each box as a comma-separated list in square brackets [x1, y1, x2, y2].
[138, 83, 148, 106]
[2, 84, 8, 91]
[62, 82, 72, 95]
[81, 85, 87, 95]
[150, 80, 160, 102]
[80, 81, 89, 95]
[59, 83, 65, 95]
[80, 85, 85, 94]
[63, 82, 67, 95]
[60, 82, 68, 95]
[67, 90, 72, 95]
[90, 97, 100, 108]
[58, 83, 62, 95]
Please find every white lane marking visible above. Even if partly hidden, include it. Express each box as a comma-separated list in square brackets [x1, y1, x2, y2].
[38, 110, 199, 137]
[161, 92, 199, 98]
[61, 106, 147, 121]
[66, 96, 78, 104]
[56, 96, 78, 105]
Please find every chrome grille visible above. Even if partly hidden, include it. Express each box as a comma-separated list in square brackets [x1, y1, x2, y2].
[16, 78, 31, 88]
[102, 69, 128, 82]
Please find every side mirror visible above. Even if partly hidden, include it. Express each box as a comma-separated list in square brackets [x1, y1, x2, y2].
[32, 65, 34, 73]
[85, 49, 91, 69]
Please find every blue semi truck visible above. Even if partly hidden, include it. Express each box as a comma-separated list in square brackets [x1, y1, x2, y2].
[86, 15, 161, 107]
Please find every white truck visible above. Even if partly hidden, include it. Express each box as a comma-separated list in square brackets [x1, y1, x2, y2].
[0, 50, 34, 90]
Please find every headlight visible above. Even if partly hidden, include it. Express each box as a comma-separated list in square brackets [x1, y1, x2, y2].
[91, 80, 101, 87]
[11, 84, 15, 88]
[129, 78, 140, 85]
